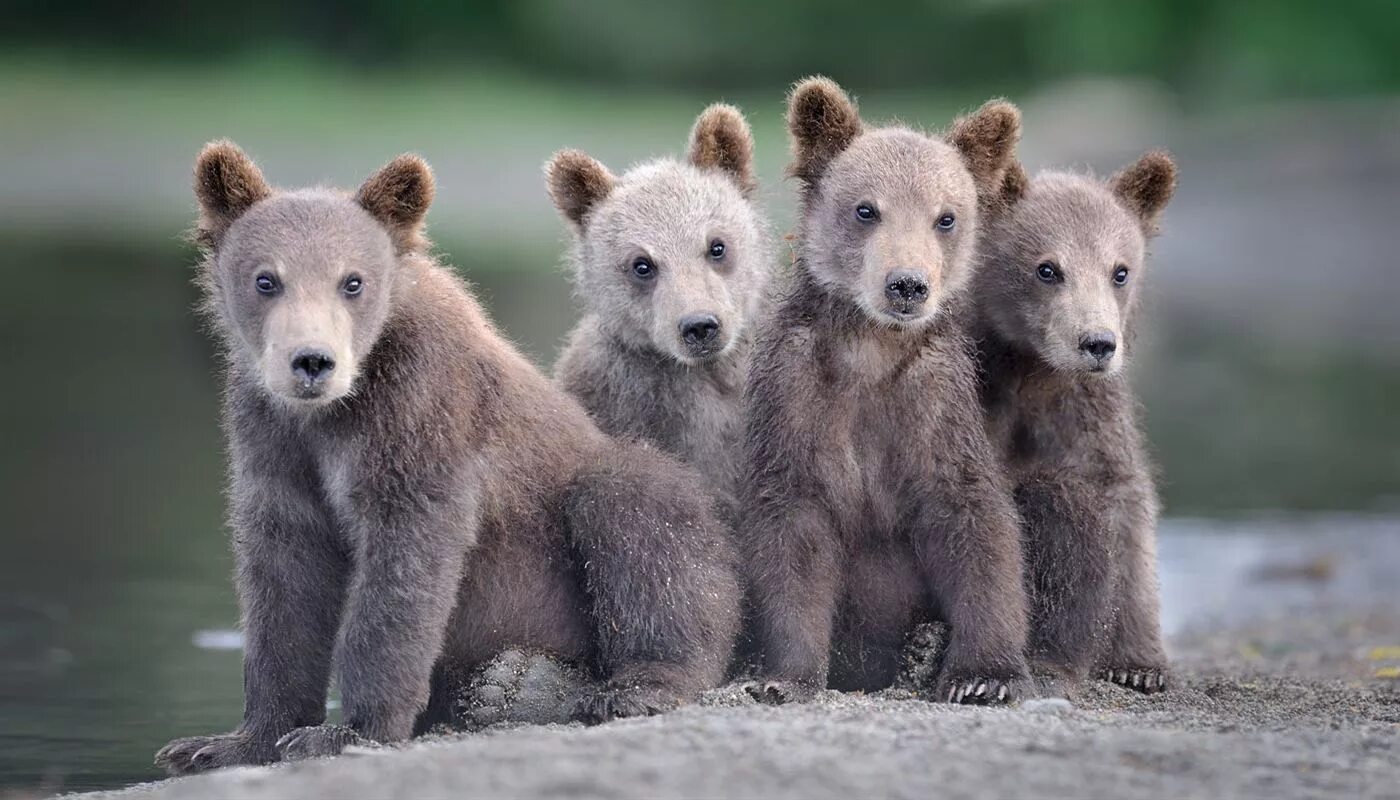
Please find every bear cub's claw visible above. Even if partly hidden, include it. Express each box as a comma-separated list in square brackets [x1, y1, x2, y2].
[1101, 667, 1168, 694]
[576, 684, 683, 723]
[154, 732, 274, 775]
[938, 675, 1024, 706]
[743, 680, 818, 706]
[275, 724, 367, 761]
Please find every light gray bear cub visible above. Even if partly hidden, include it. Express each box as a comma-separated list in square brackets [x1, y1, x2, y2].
[972, 152, 1178, 694]
[548, 104, 770, 522]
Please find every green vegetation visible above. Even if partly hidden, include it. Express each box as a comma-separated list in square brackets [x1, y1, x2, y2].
[5, 0, 1399, 105]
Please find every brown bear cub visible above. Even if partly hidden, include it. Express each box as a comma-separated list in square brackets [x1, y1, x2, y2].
[549, 104, 769, 522]
[972, 153, 1178, 694]
[742, 78, 1032, 705]
[155, 143, 740, 775]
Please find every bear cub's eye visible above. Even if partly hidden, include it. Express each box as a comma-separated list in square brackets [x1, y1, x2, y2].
[1113, 266, 1130, 286]
[343, 276, 364, 296]
[855, 203, 879, 223]
[708, 239, 727, 261]
[1036, 262, 1061, 284]
[936, 212, 956, 231]
[255, 273, 279, 295]
[631, 256, 657, 280]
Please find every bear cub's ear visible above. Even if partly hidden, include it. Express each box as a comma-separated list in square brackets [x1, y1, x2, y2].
[688, 103, 757, 197]
[1111, 150, 1177, 234]
[194, 140, 271, 247]
[357, 154, 436, 254]
[786, 76, 863, 188]
[948, 99, 1022, 195]
[994, 160, 1030, 212]
[545, 149, 616, 231]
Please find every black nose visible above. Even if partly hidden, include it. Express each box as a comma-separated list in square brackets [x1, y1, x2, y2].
[679, 314, 722, 349]
[884, 270, 930, 305]
[1079, 332, 1117, 362]
[291, 348, 336, 384]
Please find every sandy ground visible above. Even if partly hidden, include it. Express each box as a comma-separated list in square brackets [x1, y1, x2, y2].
[72, 520, 1400, 800]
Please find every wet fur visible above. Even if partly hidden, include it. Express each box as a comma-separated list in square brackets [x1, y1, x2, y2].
[741, 78, 1031, 702]
[973, 152, 1177, 692]
[156, 143, 740, 775]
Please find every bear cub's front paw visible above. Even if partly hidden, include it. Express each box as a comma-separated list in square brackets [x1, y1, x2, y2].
[1100, 666, 1168, 694]
[275, 724, 367, 761]
[575, 684, 683, 723]
[154, 732, 275, 775]
[743, 679, 819, 706]
[935, 672, 1028, 705]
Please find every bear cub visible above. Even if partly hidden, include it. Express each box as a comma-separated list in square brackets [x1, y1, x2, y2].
[549, 104, 770, 522]
[155, 143, 740, 775]
[972, 153, 1178, 693]
[741, 78, 1031, 705]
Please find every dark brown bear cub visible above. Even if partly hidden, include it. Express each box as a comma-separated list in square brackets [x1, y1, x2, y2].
[155, 143, 739, 775]
[742, 78, 1031, 705]
[972, 153, 1178, 694]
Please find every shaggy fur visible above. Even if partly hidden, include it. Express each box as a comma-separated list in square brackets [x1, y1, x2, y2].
[972, 151, 1178, 694]
[155, 143, 740, 776]
[741, 78, 1031, 705]
[550, 104, 771, 521]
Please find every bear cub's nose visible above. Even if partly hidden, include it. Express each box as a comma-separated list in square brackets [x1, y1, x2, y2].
[884, 270, 930, 306]
[679, 314, 722, 353]
[1079, 332, 1117, 362]
[291, 348, 336, 384]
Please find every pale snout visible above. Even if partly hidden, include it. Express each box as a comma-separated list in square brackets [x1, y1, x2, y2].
[260, 301, 356, 405]
[678, 312, 723, 359]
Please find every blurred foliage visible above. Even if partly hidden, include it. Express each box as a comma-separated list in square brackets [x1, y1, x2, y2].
[4, 0, 1399, 102]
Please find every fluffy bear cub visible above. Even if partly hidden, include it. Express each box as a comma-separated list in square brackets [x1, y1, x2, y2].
[972, 153, 1178, 694]
[549, 104, 770, 522]
[155, 143, 740, 775]
[741, 78, 1031, 705]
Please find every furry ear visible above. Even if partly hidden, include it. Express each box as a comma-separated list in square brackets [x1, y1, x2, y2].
[786, 76, 862, 189]
[545, 149, 616, 231]
[993, 160, 1030, 213]
[193, 140, 271, 247]
[356, 154, 435, 253]
[1111, 150, 1177, 233]
[688, 103, 757, 197]
[947, 99, 1022, 194]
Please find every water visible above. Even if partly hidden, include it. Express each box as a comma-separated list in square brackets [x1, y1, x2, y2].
[0, 233, 1396, 794]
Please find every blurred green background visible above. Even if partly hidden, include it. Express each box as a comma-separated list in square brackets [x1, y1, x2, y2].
[1, 0, 1398, 793]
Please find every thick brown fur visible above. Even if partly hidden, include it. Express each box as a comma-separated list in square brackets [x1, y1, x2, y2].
[155, 143, 740, 775]
[971, 151, 1178, 695]
[550, 105, 771, 524]
[741, 78, 1031, 705]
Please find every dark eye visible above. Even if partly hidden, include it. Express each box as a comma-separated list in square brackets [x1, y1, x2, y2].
[631, 257, 656, 280]
[1113, 266, 1130, 286]
[708, 239, 726, 261]
[1036, 262, 1060, 284]
[936, 212, 956, 231]
[855, 203, 879, 223]
[343, 276, 364, 296]
[255, 273, 279, 295]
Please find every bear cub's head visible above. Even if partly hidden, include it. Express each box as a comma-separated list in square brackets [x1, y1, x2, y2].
[546, 104, 768, 365]
[192, 141, 434, 408]
[977, 152, 1177, 375]
[787, 77, 1020, 329]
